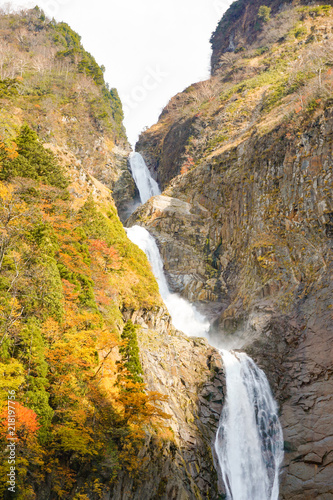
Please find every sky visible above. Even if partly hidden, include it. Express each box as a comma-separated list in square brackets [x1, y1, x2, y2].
[0, 0, 232, 146]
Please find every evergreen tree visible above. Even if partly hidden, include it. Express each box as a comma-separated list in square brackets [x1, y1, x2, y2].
[119, 320, 143, 383]
[0, 125, 68, 188]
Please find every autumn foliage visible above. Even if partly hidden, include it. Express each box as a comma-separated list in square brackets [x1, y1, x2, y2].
[0, 403, 40, 441]
[0, 7, 166, 498]
[0, 175, 167, 498]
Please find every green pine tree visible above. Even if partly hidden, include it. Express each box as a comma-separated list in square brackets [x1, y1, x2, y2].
[119, 320, 143, 383]
[0, 125, 68, 188]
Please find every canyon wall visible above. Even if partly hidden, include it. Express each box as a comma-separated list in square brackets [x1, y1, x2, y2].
[132, 1, 333, 497]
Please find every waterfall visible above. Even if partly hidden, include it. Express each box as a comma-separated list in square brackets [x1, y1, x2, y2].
[126, 149, 283, 498]
[129, 152, 161, 204]
[126, 225, 209, 337]
[215, 350, 284, 500]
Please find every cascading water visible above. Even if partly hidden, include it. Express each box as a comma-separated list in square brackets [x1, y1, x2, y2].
[126, 150, 283, 498]
[126, 225, 209, 337]
[215, 350, 284, 500]
[129, 152, 161, 204]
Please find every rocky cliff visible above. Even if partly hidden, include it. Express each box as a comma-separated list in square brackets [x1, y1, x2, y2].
[133, 1, 333, 497]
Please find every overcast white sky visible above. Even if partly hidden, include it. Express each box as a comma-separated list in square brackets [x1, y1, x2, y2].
[1, 0, 231, 145]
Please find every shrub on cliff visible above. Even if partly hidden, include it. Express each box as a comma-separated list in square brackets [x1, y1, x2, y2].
[258, 5, 271, 24]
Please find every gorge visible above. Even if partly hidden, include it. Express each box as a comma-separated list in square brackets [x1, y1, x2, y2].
[126, 151, 284, 499]
[0, 1, 332, 499]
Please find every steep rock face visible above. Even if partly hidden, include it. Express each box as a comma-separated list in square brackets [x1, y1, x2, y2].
[132, 105, 333, 498]
[100, 146, 138, 221]
[137, 114, 196, 190]
[210, 0, 302, 74]
[244, 271, 333, 500]
[110, 307, 225, 500]
[132, 2, 333, 498]
[130, 105, 333, 314]
[127, 195, 223, 306]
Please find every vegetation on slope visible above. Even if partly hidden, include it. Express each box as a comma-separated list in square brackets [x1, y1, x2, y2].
[138, 2, 333, 184]
[0, 6, 128, 183]
[0, 125, 68, 188]
[0, 151, 167, 497]
[210, 0, 333, 72]
[0, 8, 169, 499]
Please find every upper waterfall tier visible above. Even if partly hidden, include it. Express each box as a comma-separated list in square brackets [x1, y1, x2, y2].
[129, 152, 161, 204]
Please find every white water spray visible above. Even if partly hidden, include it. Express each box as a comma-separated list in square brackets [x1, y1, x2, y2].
[215, 350, 284, 500]
[126, 225, 209, 337]
[129, 152, 161, 204]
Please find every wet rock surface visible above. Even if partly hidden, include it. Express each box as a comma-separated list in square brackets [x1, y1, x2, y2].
[97, 146, 139, 221]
